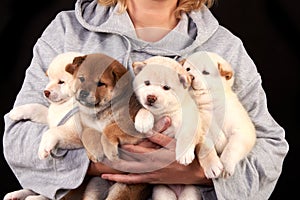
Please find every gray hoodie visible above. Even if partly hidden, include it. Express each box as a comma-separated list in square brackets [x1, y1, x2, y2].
[3, 0, 289, 199]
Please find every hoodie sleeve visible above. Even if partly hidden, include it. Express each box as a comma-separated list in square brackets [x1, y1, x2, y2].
[2, 16, 90, 200]
[209, 40, 289, 200]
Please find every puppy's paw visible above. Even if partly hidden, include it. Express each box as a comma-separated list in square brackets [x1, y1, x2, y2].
[134, 108, 154, 133]
[104, 146, 120, 162]
[200, 150, 224, 179]
[88, 151, 105, 163]
[38, 142, 56, 159]
[38, 132, 58, 159]
[9, 106, 34, 121]
[203, 161, 224, 179]
[9, 104, 48, 123]
[220, 160, 236, 178]
[3, 189, 37, 200]
[176, 147, 195, 166]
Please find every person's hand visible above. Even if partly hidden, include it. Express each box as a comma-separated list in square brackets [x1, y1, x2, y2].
[87, 116, 172, 175]
[101, 155, 212, 185]
[87, 160, 123, 176]
[100, 116, 213, 186]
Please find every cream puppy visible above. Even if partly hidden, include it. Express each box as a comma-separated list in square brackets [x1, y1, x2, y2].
[9, 52, 84, 159]
[182, 51, 256, 178]
[6, 52, 104, 200]
[10, 52, 84, 159]
[132, 56, 202, 165]
[132, 57, 201, 200]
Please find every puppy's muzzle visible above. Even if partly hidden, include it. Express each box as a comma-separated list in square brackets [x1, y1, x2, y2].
[77, 90, 99, 107]
[146, 94, 157, 106]
[44, 90, 50, 98]
[79, 90, 89, 100]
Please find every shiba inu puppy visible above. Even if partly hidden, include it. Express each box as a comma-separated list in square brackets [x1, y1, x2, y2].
[6, 52, 104, 200]
[182, 51, 256, 178]
[132, 56, 201, 200]
[9, 52, 84, 159]
[65, 53, 151, 200]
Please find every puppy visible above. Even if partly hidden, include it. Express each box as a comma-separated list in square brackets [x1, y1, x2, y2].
[65, 53, 151, 200]
[182, 51, 256, 178]
[10, 51, 84, 159]
[132, 56, 201, 200]
[5, 52, 104, 200]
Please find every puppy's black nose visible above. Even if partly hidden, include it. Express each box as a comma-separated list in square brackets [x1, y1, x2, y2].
[44, 90, 50, 98]
[79, 90, 89, 99]
[147, 95, 157, 104]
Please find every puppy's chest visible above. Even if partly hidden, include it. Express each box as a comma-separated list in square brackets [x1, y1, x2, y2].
[82, 108, 114, 131]
[47, 100, 78, 127]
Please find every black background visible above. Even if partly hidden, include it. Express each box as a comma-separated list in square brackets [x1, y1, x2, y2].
[1, 0, 299, 199]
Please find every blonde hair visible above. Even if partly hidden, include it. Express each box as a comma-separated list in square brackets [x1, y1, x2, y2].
[98, 0, 215, 19]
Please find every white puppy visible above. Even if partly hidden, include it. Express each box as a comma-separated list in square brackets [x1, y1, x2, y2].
[9, 52, 84, 159]
[132, 57, 202, 200]
[182, 51, 256, 178]
[5, 52, 103, 200]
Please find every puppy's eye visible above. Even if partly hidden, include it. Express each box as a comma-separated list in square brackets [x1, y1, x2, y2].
[79, 76, 85, 83]
[144, 80, 150, 86]
[202, 70, 210, 75]
[162, 85, 170, 90]
[186, 67, 191, 71]
[58, 80, 64, 84]
[97, 81, 105, 87]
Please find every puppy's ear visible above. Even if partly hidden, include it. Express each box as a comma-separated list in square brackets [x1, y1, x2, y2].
[178, 73, 192, 89]
[178, 58, 186, 66]
[65, 55, 87, 75]
[218, 62, 233, 80]
[132, 61, 146, 75]
[110, 60, 128, 81]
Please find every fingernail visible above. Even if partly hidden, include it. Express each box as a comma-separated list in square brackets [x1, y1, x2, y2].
[164, 116, 171, 125]
[101, 174, 108, 179]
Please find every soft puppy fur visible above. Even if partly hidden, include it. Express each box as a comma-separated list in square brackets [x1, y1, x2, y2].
[182, 51, 256, 178]
[65, 53, 151, 200]
[6, 52, 104, 200]
[132, 56, 201, 200]
[9, 51, 84, 159]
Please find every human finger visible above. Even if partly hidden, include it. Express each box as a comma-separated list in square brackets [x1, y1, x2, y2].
[121, 144, 159, 153]
[103, 147, 175, 173]
[148, 132, 176, 150]
[101, 173, 154, 184]
[152, 116, 171, 132]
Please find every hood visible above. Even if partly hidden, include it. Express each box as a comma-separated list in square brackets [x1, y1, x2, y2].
[75, 0, 219, 57]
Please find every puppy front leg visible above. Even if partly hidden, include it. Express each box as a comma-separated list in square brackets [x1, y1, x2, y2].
[101, 123, 121, 161]
[38, 126, 83, 159]
[134, 108, 154, 134]
[197, 144, 223, 179]
[152, 185, 177, 200]
[81, 127, 104, 162]
[9, 103, 48, 124]
[3, 189, 41, 200]
[220, 129, 255, 178]
[175, 106, 200, 165]
[178, 185, 202, 200]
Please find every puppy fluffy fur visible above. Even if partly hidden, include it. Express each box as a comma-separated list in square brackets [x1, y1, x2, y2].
[182, 51, 256, 178]
[5, 52, 104, 200]
[65, 53, 151, 200]
[132, 56, 201, 200]
[9, 52, 84, 159]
